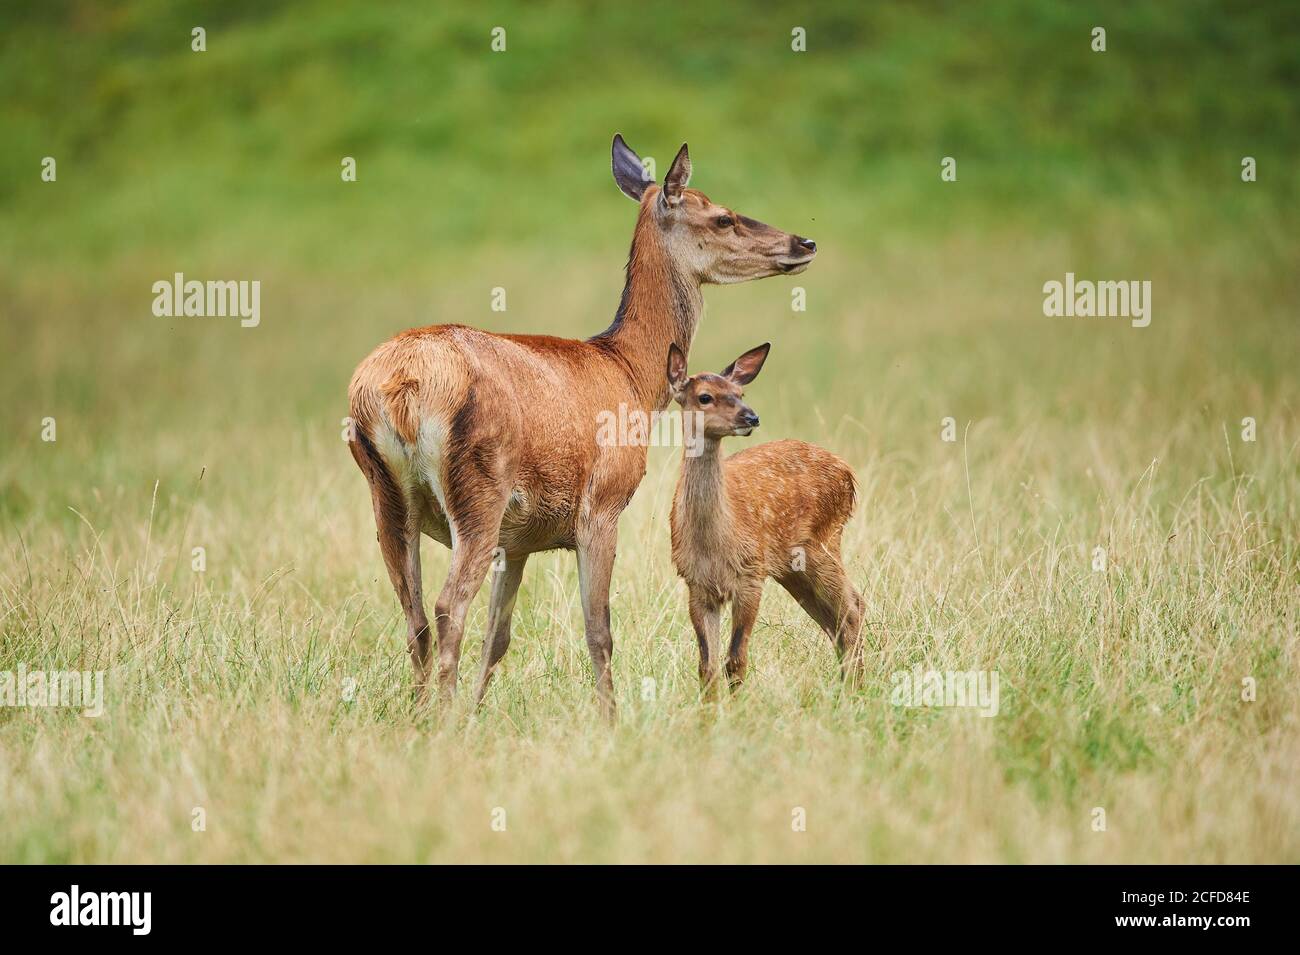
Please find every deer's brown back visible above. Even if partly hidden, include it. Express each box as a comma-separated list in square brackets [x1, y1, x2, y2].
[349, 323, 649, 552]
[723, 439, 857, 574]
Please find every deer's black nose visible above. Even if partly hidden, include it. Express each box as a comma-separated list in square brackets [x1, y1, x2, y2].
[741, 411, 760, 428]
[797, 237, 817, 253]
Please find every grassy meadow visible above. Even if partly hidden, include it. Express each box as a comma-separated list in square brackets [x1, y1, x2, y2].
[1, 1, 1297, 863]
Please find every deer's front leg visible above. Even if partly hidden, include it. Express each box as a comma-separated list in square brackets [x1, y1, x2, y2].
[688, 590, 724, 699]
[576, 517, 619, 721]
[726, 583, 762, 691]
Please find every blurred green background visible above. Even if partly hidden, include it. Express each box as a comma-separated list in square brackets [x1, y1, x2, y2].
[3, 1, 1297, 390]
[2, 0, 1297, 553]
[3, 0, 1297, 266]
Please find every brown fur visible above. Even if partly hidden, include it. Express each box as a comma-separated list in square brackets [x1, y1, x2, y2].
[347, 137, 818, 715]
[667, 348, 865, 693]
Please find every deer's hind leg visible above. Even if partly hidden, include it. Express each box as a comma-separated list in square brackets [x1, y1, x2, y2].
[473, 553, 529, 705]
[350, 433, 433, 700]
[432, 481, 512, 706]
[779, 549, 865, 684]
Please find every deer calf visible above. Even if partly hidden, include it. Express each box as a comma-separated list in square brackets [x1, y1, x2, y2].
[667, 343, 865, 693]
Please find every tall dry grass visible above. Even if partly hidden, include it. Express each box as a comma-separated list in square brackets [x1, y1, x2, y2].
[2, 233, 1295, 862]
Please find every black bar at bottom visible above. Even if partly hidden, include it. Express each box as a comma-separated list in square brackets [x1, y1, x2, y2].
[0, 865, 1285, 942]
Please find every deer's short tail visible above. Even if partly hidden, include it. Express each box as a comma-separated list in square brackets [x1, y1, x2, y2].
[377, 375, 422, 446]
[347, 353, 427, 529]
[347, 329, 480, 530]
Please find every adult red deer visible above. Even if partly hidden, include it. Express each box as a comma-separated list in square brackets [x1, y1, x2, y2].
[347, 135, 817, 717]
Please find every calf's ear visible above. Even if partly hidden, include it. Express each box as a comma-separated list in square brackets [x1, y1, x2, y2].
[721, 342, 770, 386]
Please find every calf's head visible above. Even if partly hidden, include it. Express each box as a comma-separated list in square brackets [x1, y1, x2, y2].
[667, 342, 769, 439]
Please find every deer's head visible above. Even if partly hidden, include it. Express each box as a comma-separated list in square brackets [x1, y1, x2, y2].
[613, 135, 817, 284]
[667, 342, 769, 439]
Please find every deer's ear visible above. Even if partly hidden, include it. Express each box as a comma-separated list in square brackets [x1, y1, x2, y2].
[666, 343, 689, 394]
[662, 143, 691, 207]
[721, 342, 770, 386]
[612, 134, 652, 201]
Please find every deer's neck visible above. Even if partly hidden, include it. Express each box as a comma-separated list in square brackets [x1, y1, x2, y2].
[678, 437, 732, 545]
[593, 205, 704, 411]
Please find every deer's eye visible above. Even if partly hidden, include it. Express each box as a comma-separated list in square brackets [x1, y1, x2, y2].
[715, 215, 734, 229]
[697, 393, 714, 405]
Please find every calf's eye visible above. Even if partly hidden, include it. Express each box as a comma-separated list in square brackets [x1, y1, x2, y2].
[698, 394, 713, 405]
[715, 216, 734, 228]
